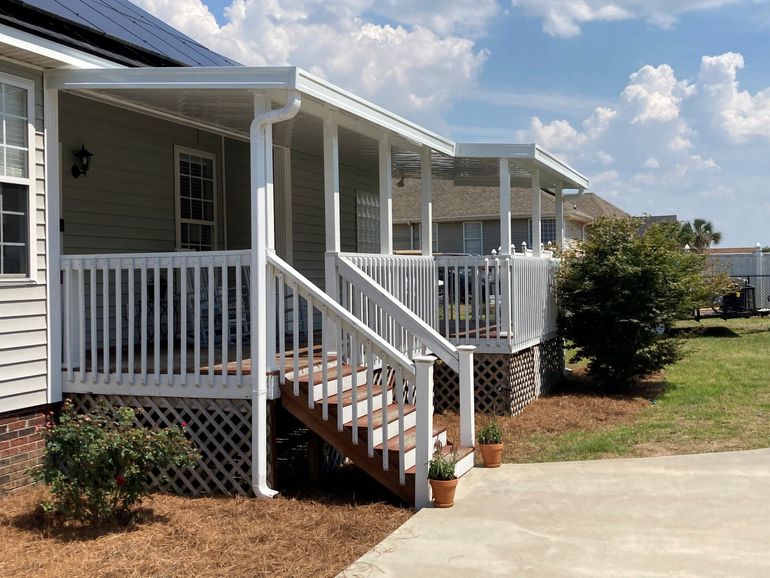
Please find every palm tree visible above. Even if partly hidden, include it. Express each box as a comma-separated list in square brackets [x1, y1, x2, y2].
[690, 218, 722, 251]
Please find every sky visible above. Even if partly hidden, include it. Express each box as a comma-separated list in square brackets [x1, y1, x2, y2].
[131, 0, 770, 247]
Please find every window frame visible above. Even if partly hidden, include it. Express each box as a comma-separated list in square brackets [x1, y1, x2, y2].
[174, 145, 218, 252]
[0, 72, 36, 284]
[355, 189, 380, 254]
[462, 221, 483, 255]
[528, 218, 557, 247]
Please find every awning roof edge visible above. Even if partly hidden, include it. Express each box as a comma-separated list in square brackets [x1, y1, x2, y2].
[45, 65, 589, 189]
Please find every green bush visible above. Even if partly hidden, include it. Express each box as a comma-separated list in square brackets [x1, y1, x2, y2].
[558, 217, 707, 386]
[427, 444, 457, 480]
[34, 399, 198, 524]
[477, 421, 503, 445]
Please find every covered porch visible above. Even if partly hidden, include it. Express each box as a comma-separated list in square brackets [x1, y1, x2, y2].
[44, 65, 588, 504]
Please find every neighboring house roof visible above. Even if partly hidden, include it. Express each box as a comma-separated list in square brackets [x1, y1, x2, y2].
[0, 0, 237, 67]
[637, 214, 678, 235]
[392, 180, 628, 224]
[707, 247, 758, 255]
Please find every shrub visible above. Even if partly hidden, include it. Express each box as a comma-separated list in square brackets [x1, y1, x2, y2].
[477, 421, 503, 445]
[427, 445, 457, 481]
[558, 217, 707, 387]
[33, 399, 198, 524]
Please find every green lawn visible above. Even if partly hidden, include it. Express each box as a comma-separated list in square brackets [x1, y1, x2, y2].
[510, 316, 770, 462]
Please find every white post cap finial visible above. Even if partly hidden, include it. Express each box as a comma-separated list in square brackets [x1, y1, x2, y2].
[684, 244, 690, 251]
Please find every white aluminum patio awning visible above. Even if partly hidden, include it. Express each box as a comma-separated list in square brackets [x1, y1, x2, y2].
[45, 65, 589, 190]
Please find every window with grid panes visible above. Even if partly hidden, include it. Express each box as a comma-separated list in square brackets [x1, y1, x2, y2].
[176, 148, 216, 251]
[356, 190, 380, 253]
[528, 218, 557, 246]
[0, 77, 32, 278]
[463, 221, 483, 254]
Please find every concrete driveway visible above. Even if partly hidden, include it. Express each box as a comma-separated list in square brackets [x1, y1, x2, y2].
[341, 449, 770, 577]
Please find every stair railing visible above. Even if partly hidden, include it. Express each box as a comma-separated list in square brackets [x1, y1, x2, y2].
[336, 255, 475, 450]
[268, 253, 434, 504]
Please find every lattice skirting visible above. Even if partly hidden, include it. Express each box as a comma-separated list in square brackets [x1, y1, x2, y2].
[434, 338, 564, 416]
[67, 394, 257, 496]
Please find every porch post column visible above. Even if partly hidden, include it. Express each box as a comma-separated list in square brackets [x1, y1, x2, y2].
[532, 168, 541, 257]
[324, 113, 341, 302]
[420, 147, 432, 256]
[379, 134, 393, 255]
[500, 159, 511, 255]
[555, 182, 564, 248]
[44, 84, 62, 403]
[499, 159, 513, 343]
[250, 92, 278, 497]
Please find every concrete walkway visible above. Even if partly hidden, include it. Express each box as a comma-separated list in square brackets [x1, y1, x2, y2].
[341, 450, 770, 577]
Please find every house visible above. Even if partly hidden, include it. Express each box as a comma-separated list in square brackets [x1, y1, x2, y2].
[0, 0, 590, 507]
[393, 180, 627, 254]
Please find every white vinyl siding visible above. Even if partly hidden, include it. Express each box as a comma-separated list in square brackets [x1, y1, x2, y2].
[0, 62, 47, 414]
[175, 146, 217, 251]
[463, 221, 483, 255]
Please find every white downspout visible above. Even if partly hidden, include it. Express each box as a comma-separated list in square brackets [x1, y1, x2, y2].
[250, 89, 301, 499]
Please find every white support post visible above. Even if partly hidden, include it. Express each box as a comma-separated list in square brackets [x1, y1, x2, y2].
[414, 355, 435, 509]
[531, 168, 541, 257]
[250, 92, 277, 499]
[44, 83, 63, 402]
[457, 345, 476, 448]
[420, 147, 432, 256]
[555, 182, 564, 248]
[499, 159, 512, 341]
[324, 113, 342, 351]
[379, 134, 393, 255]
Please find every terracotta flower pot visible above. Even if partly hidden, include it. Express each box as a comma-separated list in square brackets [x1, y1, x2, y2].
[429, 478, 458, 508]
[479, 443, 503, 468]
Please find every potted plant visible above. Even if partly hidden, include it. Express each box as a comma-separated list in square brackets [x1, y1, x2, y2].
[477, 420, 503, 468]
[427, 446, 458, 508]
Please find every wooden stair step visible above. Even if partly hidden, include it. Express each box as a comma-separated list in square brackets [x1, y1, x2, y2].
[327, 383, 384, 407]
[375, 424, 446, 453]
[404, 444, 475, 476]
[352, 403, 415, 429]
[295, 364, 366, 386]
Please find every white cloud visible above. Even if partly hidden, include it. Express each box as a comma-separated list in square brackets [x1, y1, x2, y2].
[132, 0, 489, 129]
[511, 0, 741, 38]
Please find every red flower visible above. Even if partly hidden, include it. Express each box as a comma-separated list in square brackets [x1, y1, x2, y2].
[181, 422, 187, 428]
[115, 474, 126, 486]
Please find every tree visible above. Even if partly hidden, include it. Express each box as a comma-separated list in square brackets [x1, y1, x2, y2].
[558, 217, 707, 387]
[679, 218, 722, 251]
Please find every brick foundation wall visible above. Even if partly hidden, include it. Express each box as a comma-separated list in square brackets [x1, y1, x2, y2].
[0, 405, 53, 495]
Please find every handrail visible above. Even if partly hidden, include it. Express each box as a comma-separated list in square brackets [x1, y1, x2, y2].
[267, 252, 416, 378]
[337, 255, 460, 372]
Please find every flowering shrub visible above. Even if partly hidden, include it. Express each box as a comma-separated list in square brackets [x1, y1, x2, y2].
[34, 399, 198, 524]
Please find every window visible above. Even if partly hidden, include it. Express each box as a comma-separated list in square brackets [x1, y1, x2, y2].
[175, 147, 216, 251]
[463, 221, 483, 255]
[412, 222, 438, 252]
[0, 75, 34, 280]
[356, 190, 380, 253]
[529, 218, 557, 246]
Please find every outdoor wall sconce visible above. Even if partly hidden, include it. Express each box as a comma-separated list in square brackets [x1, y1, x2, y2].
[71, 143, 93, 178]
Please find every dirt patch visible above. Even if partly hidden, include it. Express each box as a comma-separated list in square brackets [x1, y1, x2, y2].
[435, 369, 666, 463]
[0, 481, 410, 578]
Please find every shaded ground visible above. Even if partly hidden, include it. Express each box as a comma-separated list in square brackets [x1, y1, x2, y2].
[438, 317, 770, 464]
[0, 472, 410, 578]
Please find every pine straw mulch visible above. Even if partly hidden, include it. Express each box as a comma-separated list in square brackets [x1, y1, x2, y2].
[435, 368, 666, 463]
[0, 475, 411, 578]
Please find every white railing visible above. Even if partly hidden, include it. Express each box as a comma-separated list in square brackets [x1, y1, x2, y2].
[267, 253, 436, 506]
[336, 254, 475, 450]
[511, 255, 559, 350]
[60, 250, 251, 398]
[434, 255, 506, 350]
[340, 253, 438, 329]
[435, 253, 559, 352]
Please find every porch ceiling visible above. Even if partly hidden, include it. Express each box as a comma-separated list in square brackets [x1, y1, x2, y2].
[48, 66, 588, 190]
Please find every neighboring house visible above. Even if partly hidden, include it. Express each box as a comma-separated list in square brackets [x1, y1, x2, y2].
[0, 0, 590, 507]
[393, 180, 628, 254]
[707, 245, 769, 307]
[637, 214, 678, 235]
